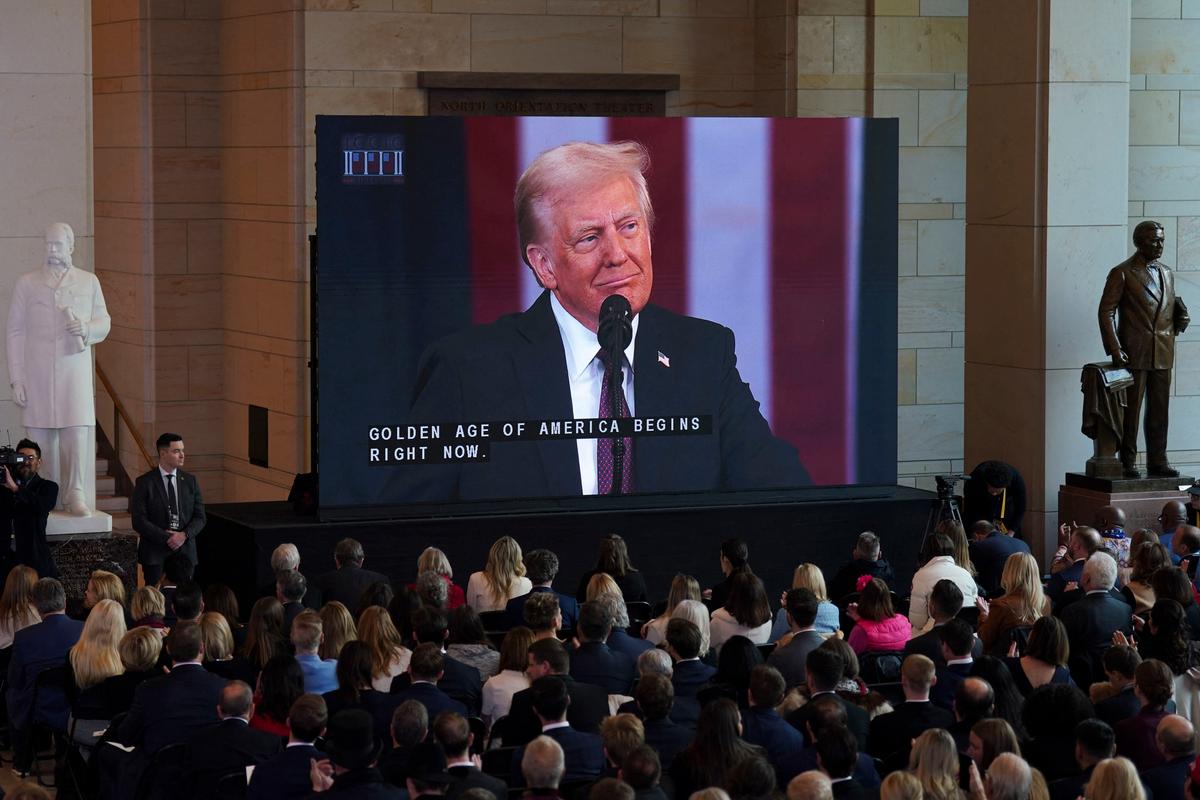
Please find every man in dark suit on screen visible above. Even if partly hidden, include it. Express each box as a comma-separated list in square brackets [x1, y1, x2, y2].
[132, 432, 206, 586]
[1099, 220, 1189, 478]
[395, 141, 807, 501]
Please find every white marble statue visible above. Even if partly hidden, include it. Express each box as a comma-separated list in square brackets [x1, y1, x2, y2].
[6, 223, 111, 516]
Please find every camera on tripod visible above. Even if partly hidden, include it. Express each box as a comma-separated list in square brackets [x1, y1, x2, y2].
[0, 447, 31, 468]
[934, 473, 968, 501]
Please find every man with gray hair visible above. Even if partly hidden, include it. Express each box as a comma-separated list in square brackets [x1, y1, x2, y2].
[398, 140, 808, 502]
[985, 752, 1031, 800]
[1142, 714, 1196, 798]
[1060, 551, 1133, 687]
[7, 577, 83, 774]
[271, 542, 301, 573]
[521, 735, 565, 794]
[829, 531, 895, 602]
[184, 680, 283, 796]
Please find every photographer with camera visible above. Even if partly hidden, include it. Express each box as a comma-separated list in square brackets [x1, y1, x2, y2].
[0, 439, 59, 579]
[963, 460, 1027, 539]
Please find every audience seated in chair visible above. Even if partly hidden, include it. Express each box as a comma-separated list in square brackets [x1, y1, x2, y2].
[391, 605, 483, 715]
[183, 679, 283, 798]
[948, 676, 994, 752]
[520, 734, 567, 800]
[377, 699, 429, 787]
[246, 692, 329, 800]
[394, 642, 469, 720]
[908, 534, 978, 634]
[866, 654, 953, 763]
[1115, 658, 1176, 770]
[1140, 714, 1195, 800]
[432, 710, 508, 800]
[904, 579, 982, 666]
[595, 591, 655, 661]
[969, 520, 1032, 598]
[570, 599, 636, 695]
[511, 676, 605, 786]
[311, 537, 389, 611]
[930, 617, 977, 710]
[1092, 644, 1143, 727]
[767, 588, 826, 689]
[308, 708, 405, 797]
[575, 535, 649, 604]
[504, 637, 609, 746]
[829, 532, 896, 607]
[292, 608, 338, 695]
[785, 646, 869, 753]
[1058, 552, 1133, 688]
[506, 549, 579, 630]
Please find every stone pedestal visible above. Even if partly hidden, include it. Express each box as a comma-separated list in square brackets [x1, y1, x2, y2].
[46, 509, 111, 535]
[1058, 472, 1192, 533]
[48, 530, 137, 607]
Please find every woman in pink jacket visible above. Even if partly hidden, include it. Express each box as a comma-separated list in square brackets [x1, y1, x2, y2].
[847, 577, 912, 654]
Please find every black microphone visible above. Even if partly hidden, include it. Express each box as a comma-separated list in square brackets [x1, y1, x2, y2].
[597, 294, 633, 353]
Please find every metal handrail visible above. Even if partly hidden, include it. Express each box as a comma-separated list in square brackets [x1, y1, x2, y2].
[95, 362, 155, 470]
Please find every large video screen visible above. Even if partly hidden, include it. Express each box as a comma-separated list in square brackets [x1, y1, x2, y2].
[315, 116, 897, 520]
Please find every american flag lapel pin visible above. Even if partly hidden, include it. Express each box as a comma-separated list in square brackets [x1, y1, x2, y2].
[657, 351, 670, 368]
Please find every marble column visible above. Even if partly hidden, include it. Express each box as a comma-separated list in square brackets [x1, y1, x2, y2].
[964, 0, 1131, 563]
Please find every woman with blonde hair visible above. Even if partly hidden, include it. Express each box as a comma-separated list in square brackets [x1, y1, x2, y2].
[0, 565, 39, 649]
[908, 728, 967, 800]
[96, 627, 163, 712]
[575, 534, 648, 602]
[84, 570, 126, 611]
[585, 572, 622, 602]
[672, 599, 713, 660]
[643, 574, 700, 645]
[412, 547, 465, 609]
[65, 598, 127, 743]
[1084, 757, 1145, 800]
[977, 552, 1050, 655]
[130, 586, 167, 632]
[466, 536, 531, 612]
[319, 601, 357, 661]
[200, 611, 257, 684]
[241, 596, 287, 670]
[770, 563, 840, 642]
[358, 605, 411, 691]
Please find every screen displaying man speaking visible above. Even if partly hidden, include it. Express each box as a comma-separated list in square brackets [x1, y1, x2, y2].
[314, 116, 898, 518]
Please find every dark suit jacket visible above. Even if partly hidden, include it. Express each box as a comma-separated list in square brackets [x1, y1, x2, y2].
[768, 630, 827, 688]
[606, 629, 655, 661]
[503, 675, 609, 746]
[787, 691, 870, 754]
[323, 767, 406, 798]
[184, 717, 283, 799]
[246, 742, 326, 800]
[867, 701, 955, 761]
[777, 748, 880, 788]
[1048, 763, 1093, 800]
[575, 570, 650, 604]
[671, 659, 716, 700]
[395, 292, 809, 501]
[570, 640, 635, 695]
[1115, 706, 1170, 770]
[512, 725, 604, 786]
[740, 707, 802, 771]
[506, 586, 579, 630]
[132, 467, 206, 568]
[641, 716, 694, 770]
[281, 601, 305, 636]
[323, 688, 403, 749]
[1096, 684, 1141, 727]
[1100, 253, 1189, 370]
[390, 652, 482, 716]
[830, 778, 872, 800]
[311, 563, 389, 610]
[829, 558, 895, 605]
[1058, 592, 1133, 688]
[392, 680, 468, 720]
[903, 624, 982, 667]
[6, 612, 83, 729]
[117, 663, 227, 755]
[447, 763, 508, 800]
[1141, 755, 1191, 800]
[969, 532, 1031, 596]
[0, 473, 58, 578]
[931, 661, 973, 710]
[1047, 560, 1086, 607]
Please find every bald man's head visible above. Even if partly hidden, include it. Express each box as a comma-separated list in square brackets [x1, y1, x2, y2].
[1071, 527, 1102, 559]
[219, 680, 254, 719]
[1162, 501, 1188, 530]
[1094, 506, 1126, 532]
[1157, 714, 1196, 759]
[787, 771, 832, 800]
[1174, 525, 1200, 556]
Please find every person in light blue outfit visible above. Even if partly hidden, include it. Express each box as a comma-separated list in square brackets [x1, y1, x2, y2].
[292, 609, 338, 695]
[769, 563, 840, 643]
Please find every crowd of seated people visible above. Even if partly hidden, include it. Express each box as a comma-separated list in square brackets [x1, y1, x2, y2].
[6, 517, 1200, 800]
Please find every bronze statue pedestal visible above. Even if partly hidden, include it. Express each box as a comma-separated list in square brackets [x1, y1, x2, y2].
[1059, 472, 1194, 542]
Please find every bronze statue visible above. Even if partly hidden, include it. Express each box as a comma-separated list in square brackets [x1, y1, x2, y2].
[1098, 220, 1189, 478]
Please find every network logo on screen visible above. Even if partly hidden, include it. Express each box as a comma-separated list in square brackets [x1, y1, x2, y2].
[341, 133, 405, 185]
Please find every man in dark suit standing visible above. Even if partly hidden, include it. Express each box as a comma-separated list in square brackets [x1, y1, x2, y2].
[432, 712, 508, 800]
[247, 693, 328, 800]
[0, 439, 58, 578]
[1099, 220, 1190, 478]
[511, 677, 604, 786]
[505, 549, 579, 631]
[184, 680, 283, 797]
[1058, 553, 1132, 688]
[132, 432, 206, 586]
[866, 655, 953, 761]
[311, 537, 388, 610]
[969, 520, 1030, 597]
[393, 644, 468, 721]
[395, 141, 808, 503]
[570, 601, 635, 695]
[503, 638, 608, 746]
[7, 577, 83, 774]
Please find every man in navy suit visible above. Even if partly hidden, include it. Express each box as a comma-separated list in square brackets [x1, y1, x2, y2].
[512, 677, 604, 786]
[310, 537, 389, 610]
[1140, 714, 1195, 800]
[503, 639, 609, 746]
[664, 619, 715, 702]
[570, 601, 635, 695]
[903, 580, 982, 665]
[1047, 719, 1115, 800]
[132, 432, 206, 586]
[930, 618, 975, 710]
[1095, 646, 1143, 727]
[184, 680, 283, 797]
[786, 647, 869, 754]
[7, 577, 83, 774]
[631, 674, 693, 770]
[1046, 527, 1102, 608]
[1058, 553, 1133, 688]
[431, 712, 508, 800]
[506, 549, 579, 630]
[393, 140, 807, 503]
[391, 607, 482, 715]
[393, 644, 468, 721]
[247, 693, 328, 800]
[969, 520, 1031, 597]
[776, 697, 880, 788]
[740, 665, 802, 774]
[866, 655, 953, 761]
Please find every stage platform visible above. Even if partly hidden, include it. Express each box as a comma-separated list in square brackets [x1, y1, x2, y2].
[198, 486, 935, 612]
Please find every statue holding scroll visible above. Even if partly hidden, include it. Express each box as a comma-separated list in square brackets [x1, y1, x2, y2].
[1098, 220, 1189, 479]
[6, 223, 111, 515]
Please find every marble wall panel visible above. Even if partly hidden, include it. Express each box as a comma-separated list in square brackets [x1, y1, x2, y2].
[916, 218, 964, 275]
[964, 224, 1042, 370]
[94, 92, 147, 149]
[795, 16, 834, 75]
[917, 89, 966, 146]
[1130, 90, 1181, 145]
[874, 17, 966, 75]
[154, 274, 223, 332]
[898, 402, 963, 461]
[0, 0, 90, 74]
[1179, 216, 1200, 269]
[1129, 145, 1200, 202]
[1131, 19, 1200, 73]
[623, 17, 754, 75]
[916, 347, 964, 404]
[899, 146, 964, 204]
[873, 90, 918, 146]
[1046, 83, 1130, 226]
[1044, 224, 1131, 370]
[1181, 91, 1200, 144]
[793, 89, 866, 117]
[306, 11, 470, 72]
[898, 349, 916, 404]
[1047, 0, 1130, 83]
[898, 219, 918, 276]
[832, 15, 867, 75]
[966, 83, 1038, 227]
[899, 275, 964, 333]
[473, 15, 622, 73]
[1134, 0, 1183, 16]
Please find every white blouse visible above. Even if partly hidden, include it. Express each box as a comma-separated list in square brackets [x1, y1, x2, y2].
[466, 572, 533, 613]
[709, 607, 772, 653]
[482, 668, 531, 726]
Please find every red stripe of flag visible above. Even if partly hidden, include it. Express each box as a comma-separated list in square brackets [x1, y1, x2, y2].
[465, 117, 521, 324]
[608, 118, 688, 315]
[771, 119, 851, 484]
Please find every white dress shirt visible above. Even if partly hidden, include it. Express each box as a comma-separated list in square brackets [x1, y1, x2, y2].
[549, 293, 638, 496]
